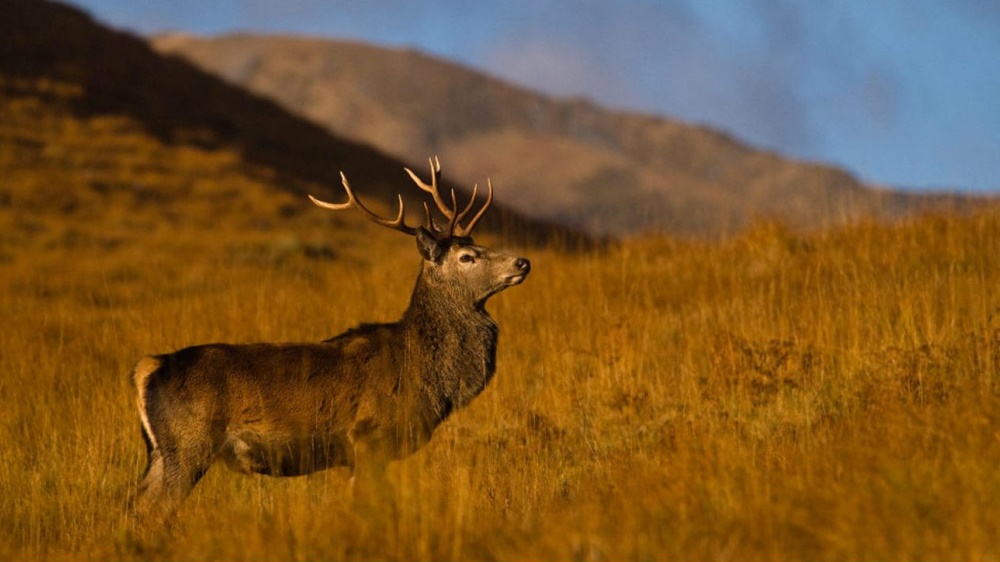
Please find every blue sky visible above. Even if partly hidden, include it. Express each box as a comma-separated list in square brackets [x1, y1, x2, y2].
[66, 0, 1000, 193]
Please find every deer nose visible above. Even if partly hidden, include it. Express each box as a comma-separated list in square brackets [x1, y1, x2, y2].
[515, 258, 531, 273]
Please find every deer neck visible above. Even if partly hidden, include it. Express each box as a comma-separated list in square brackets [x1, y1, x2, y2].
[401, 275, 499, 418]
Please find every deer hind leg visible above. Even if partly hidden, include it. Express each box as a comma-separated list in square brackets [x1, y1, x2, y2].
[133, 439, 215, 531]
[132, 448, 170, 530]
[130, 357, 219, 530]
[131, 400, 218, 531]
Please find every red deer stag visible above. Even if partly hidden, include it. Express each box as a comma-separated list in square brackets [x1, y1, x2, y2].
[130, 157, 530, 529]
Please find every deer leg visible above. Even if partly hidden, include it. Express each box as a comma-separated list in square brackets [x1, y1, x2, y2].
[133, 440, 214, 531]
[132, 449, 172, 531]
[347, 420, 392, 509]
[349, 444, 395, 532]
[349, 444, 389, 503]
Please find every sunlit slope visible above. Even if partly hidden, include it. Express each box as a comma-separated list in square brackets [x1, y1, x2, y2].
[2, 163, 999, 560]
[2, 1, 999, 559]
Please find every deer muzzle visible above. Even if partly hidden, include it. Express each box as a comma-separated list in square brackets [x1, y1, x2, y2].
[504, 257, 531, 286]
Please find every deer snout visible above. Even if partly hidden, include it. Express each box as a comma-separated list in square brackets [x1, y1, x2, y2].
[504, 257, 530, 286]
[515, 258, 530, 275]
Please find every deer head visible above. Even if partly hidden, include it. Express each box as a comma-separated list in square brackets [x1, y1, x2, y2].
[309, 157, 530, 306]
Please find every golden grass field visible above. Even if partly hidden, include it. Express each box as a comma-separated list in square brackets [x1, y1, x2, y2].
[3, 77, 1000, 560]
[4, 209, 1000, 559]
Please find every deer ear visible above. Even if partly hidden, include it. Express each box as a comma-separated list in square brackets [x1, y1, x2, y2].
[416, 227, 444, 262]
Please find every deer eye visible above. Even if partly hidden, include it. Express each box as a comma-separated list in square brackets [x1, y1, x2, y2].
[459, 253, 476, 264]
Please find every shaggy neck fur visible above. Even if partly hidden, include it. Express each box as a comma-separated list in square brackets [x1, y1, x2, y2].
[401, 267, 499, 421]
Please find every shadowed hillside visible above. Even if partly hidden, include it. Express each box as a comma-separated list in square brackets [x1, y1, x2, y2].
[153, 33, 986, 237]
[0, 0, 575, 247]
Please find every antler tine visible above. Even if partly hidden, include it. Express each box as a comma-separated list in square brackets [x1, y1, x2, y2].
[444, 188, 459, 237]
[423, 201, 445, 234]
[455, 178, 493, 237]
[455, 183, 478, 224]
[308, 172, 417, 235]
[404, 156, 453, 219]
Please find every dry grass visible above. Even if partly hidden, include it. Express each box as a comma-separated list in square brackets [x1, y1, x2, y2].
[2, 192, 1000, 559]
[3, 74, 1000, 561]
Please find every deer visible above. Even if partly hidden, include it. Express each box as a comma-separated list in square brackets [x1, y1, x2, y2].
[129, 157, 530, 529]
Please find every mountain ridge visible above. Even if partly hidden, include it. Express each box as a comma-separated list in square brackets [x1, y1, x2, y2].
[153, 32, 985, 237]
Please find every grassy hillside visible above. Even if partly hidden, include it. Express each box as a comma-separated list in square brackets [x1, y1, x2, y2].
[3, 2, 999, 560]
[3, 144, 1000, 561]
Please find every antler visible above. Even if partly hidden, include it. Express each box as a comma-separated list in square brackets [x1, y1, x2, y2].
[308, 172, 418, 235]
[310, 158, 493, 238]
[403, 156, 493, 238]
[404, 156, 450, 222]
[456, 179, 493, 237]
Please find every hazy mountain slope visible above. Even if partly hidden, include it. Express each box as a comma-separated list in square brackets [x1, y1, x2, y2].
[0, 1, 569, 248]
[153, 33, 978, 237]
